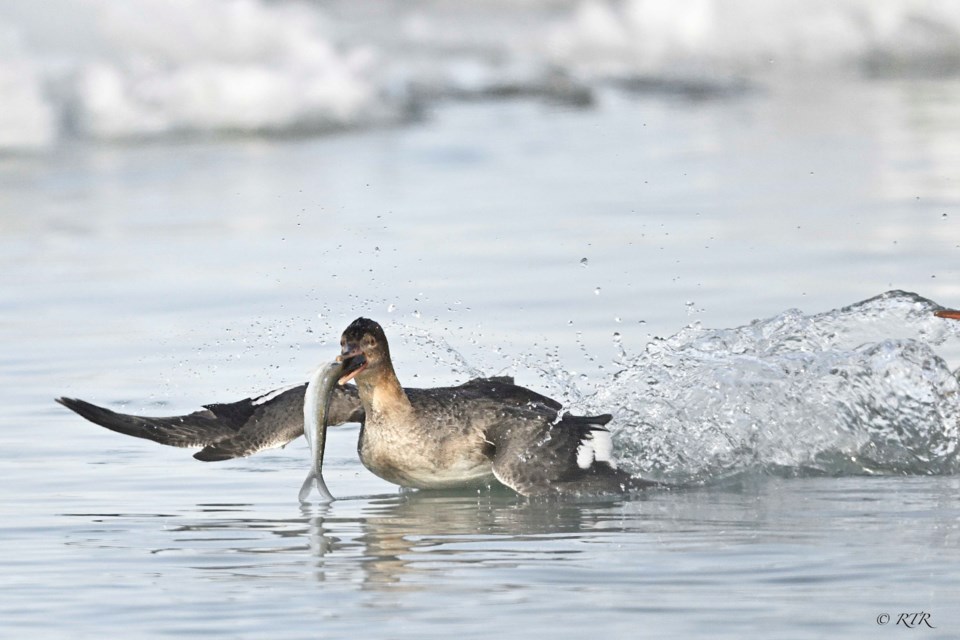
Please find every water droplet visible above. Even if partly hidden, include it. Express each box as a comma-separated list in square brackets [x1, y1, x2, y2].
[412, 310, 421, 318]
[580, 258, 589, 267]
[594, 287, 601, 295]
[613, 332, 621, 341]
[614, 316, 622, 323]
[387, 304, 396, 313]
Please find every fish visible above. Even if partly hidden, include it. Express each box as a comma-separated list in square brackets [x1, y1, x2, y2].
[298, 359, 346, 504]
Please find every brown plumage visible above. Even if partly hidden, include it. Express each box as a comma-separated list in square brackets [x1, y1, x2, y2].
[337, 317, 652, 496]
[58, 318, 656, 497]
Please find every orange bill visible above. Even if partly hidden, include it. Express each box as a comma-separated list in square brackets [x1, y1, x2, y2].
[935, 309, 960, 320]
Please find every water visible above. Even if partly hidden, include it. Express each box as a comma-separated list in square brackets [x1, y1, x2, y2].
[3, 1, 960, 638]
[4, 478, 959, 639]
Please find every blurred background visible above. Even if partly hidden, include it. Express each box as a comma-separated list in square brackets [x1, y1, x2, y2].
[2, 0, 959, 407]
[3, 0, 960, 149]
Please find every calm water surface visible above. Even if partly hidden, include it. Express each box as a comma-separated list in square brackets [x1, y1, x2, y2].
[3, 72, 960, 638]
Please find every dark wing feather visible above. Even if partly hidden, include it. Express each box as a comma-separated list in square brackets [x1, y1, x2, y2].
[410, 377, 644, 496]
[486, 411, 635, 496]
[456, 376, 562, 411]
[56, 383, 364, 461]
[192, 384, 310, 461]
[55, 397, 237, 448]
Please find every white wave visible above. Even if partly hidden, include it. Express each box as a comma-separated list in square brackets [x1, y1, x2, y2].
[544, 0, 960, 81]
[0, 22, 56, 150]
[2, 0, 959, 151]
[73, 1, 387, 139]
[0, 0, 393, 150]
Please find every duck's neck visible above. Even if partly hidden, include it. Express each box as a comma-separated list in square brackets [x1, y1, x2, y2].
[356, 364, 412, 419]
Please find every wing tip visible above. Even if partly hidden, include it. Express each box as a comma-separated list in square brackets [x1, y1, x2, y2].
[55, 396, 118, 423]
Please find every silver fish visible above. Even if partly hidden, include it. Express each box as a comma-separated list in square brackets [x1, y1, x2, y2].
[298, 360, 345, 503]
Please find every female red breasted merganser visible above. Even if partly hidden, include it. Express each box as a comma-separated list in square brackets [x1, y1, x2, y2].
[333, 317, 649, 496]
[57, 318, 653, 496]
[58, 306, 960, 495]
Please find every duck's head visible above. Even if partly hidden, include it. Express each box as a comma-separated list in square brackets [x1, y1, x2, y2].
[337, 317, 391, 385]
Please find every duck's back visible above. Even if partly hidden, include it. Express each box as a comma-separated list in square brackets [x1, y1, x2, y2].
[357, 376, 561, 489]
[358, 376, 636, 496]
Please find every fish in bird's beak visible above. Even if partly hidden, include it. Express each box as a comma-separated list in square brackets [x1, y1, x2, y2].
[337, 343, 367, 385]
[337, 317, 387, 385]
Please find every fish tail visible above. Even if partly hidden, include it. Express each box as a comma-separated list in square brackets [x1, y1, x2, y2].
[298, 471, 316, 503]
[298, 470, 335, 504]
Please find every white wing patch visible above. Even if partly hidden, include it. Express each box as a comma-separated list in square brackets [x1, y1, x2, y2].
[576, 428, 617, 470]
[252, 383, 300, 406]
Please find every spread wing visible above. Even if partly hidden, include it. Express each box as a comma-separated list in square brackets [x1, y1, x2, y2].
[56, 375, 521, 463]
[56, 383, 363, 461]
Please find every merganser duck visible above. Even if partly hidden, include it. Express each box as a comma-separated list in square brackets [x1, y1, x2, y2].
[58, 318, 653, 496]
[334, 317, 648, 496]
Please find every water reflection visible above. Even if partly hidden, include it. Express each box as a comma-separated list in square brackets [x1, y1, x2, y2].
[58, 476, 960, 608]
[353, 492, 617, 589]
[151, 491, 635, 588]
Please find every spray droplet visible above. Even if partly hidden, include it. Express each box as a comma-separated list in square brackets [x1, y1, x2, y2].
[594, 287, 601, 295]
[580, 258, 589, 267]
[413, 310, 421, 318]
[387, 304, 396, 313]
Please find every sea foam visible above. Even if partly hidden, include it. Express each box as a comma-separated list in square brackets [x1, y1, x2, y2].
[0, 0, 394, 150]
[2, 0, 959, 151]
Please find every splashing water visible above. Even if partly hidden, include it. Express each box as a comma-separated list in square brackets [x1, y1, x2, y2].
[590, 291, 960, 483]
[383, 292, 960, 484]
